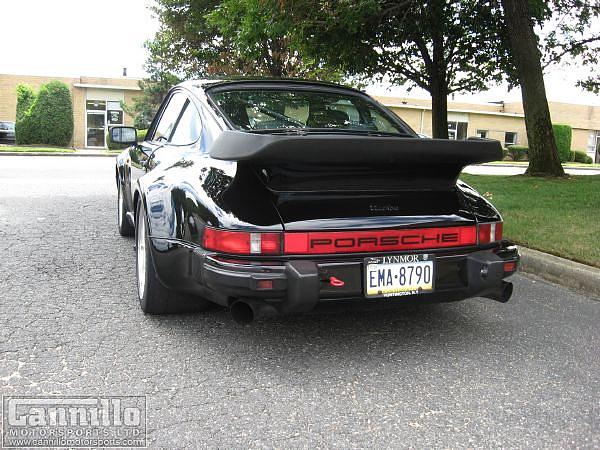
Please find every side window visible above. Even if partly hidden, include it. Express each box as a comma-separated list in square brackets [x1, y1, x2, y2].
[152, 93, 187, 142]
[169, 102, 202, 146]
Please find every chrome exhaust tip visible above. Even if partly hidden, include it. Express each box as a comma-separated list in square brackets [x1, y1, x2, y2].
[230, 300, 277, 325]
[485, 281, 514, 303]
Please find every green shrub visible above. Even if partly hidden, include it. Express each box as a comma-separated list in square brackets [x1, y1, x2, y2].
[571, 150, 592, 164]
[15, 81, 73, 146]
[502, 148, 509, 160]
[34, 81, 73, 146]
[15, 85, 35, 121]
[15, 115, 39, 145]
[137, 129, 148, 141]
[15, 85, 38, 144]
[552, 123, 572, 163]
[506, 145, 528, 161]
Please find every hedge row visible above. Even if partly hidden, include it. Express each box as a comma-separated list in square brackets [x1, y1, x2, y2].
[503, 146, 592, 164]
[505, 145, 528, 161]
[15, 81, 73, 146]
[501, 124, 591, 163]
[570, 150, 593, 164]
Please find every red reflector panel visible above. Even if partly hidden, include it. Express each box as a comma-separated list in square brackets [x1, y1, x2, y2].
[503, 261, 517, 272]
[202, 228, 281, 255]
[256, 279, 274, 289]
[284, 226, 477, 255]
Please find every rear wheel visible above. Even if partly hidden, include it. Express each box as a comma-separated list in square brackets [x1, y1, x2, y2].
[135, 201, 210, 314]
[117, 182, 134, 237]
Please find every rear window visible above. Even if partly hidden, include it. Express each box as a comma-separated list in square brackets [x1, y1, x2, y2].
[209, 89, 410, 135]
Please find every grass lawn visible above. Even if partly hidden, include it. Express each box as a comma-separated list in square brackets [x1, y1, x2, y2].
[0, 146, 75, 153]
[460, 174, 600, 267]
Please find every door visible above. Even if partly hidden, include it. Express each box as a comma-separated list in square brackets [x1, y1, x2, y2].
[86, 111, 106, 147]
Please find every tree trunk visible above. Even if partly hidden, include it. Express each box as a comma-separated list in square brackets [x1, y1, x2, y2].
[429, 0, 449, 139]
[501, 0, 565, 177]
[431, 79, 449, 139]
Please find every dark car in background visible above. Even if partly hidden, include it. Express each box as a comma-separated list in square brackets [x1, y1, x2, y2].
[0, 121, 15, 144]
[112, 79, 519, 324]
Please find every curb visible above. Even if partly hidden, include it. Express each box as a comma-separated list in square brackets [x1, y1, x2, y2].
[0, 152, 115, 157]
[519, 247, 600, 299]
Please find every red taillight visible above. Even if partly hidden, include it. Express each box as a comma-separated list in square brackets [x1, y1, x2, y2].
[503, 261, 517, 272]
[283, 226, 477, 255]
[478, 222, 503, 244]
[202, 228, 281, 255]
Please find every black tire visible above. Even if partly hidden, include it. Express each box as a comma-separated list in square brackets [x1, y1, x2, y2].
[117, 181, 134, 237]
[135, 200, 211, 314]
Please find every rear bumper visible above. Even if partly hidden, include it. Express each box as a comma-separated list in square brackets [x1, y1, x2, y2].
[199, 243, 520, 313]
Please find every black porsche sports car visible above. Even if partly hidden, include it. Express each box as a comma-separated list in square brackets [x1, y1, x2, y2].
[113, 79, 519, 323]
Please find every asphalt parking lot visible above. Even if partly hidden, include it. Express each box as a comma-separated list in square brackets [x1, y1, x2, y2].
[0, 155, 599, 448]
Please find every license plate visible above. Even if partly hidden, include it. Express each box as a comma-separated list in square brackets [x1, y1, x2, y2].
[364, 254, 435, 298]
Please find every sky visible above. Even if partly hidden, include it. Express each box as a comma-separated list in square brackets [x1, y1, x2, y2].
[1, 0, 598, 106]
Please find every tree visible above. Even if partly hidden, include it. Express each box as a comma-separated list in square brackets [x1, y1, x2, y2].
[500, 0, 565, 176]
[146, 0, 223, 79]
[206, 0, 343, 80]
[146, 0, 342, 80]
[123, 72, 181, 129]
[543, 0, 600, 94]
[281, 0, 505, 138]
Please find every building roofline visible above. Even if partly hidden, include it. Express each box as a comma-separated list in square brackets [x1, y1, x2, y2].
[383, 102, 525, 118]
[73, 83, 141, 91]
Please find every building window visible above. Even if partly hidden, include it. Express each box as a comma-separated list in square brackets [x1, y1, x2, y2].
[505, 132, 518, 146]
[448, 121, 468, 140]
[107, 101, 124, 125]
[86, 100, 106, 111]
[587, 130, 600, 163]
[476, 129, 488, 139]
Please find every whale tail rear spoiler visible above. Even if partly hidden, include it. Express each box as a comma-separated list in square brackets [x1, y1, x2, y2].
[209, 131, 503, 191]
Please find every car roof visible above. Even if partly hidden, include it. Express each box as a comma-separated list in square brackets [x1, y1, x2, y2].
[181, 78, 365, 96]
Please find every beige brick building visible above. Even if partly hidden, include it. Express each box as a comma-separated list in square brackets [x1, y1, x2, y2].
[0, 73, 141, 148]
[376, 95, 600, 162]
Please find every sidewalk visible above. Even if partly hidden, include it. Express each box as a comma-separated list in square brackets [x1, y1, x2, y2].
[0, 148, 116, 157]
[464, 163, 600, 176]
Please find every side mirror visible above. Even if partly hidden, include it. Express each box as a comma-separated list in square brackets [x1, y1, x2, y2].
[110, 126, 137, 145]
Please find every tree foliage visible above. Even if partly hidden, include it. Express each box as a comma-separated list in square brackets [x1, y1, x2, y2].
[278, 0, 505, 138]
[146, 0, 343, 80]
[542, 0, 600, 93]
[123, 72, 181, 129]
